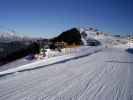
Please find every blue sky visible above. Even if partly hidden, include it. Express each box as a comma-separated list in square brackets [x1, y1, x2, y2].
[0, 0, 133, 38]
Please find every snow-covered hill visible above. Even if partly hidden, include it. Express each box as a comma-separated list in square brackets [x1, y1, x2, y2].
[0, 32, 15, 37]
[0, 31, 37, 42]
[77, 27, 127, 46]
[0, 32, 18, 42]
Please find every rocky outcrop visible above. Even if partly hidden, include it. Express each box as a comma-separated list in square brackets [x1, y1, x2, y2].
[50, 28, 82, 45]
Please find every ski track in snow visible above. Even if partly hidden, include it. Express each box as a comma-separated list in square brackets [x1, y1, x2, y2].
[0, 47, 133, 100]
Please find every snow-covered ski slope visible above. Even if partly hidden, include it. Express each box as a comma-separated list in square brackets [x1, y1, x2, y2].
[0, 45, 133, 100]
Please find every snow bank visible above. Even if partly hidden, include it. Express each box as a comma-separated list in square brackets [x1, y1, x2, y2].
[0, 46, 102, 76]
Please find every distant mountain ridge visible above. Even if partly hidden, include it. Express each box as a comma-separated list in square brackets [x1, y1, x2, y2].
[0, 32, 23, 42]
[0, 26, 128, 66]
[50, 27, 101, 46]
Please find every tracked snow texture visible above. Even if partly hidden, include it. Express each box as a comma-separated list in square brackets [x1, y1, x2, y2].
[0, 46, 133, 100]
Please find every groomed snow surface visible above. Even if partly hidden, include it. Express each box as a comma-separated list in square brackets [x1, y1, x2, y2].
[0, 45, 133, 100]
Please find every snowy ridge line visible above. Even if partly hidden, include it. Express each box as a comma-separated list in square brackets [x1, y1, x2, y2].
[0, 46, 102, 76]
